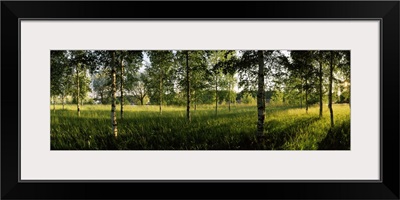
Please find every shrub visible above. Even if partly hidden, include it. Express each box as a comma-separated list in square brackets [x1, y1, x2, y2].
[241, 93, 256, 104]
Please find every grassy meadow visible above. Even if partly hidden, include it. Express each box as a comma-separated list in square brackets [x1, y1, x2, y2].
[50, 104, 350, 150]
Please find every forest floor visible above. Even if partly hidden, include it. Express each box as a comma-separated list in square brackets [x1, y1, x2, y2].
[50, 104, 350, 150]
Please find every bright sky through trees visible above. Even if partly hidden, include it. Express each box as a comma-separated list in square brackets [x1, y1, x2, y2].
[137, 50, 289, 93]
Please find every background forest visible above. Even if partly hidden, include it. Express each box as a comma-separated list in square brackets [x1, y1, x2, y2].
[50, 50, 350, 150]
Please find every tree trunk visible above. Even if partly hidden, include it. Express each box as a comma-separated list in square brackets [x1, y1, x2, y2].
[300, 83, 303, 109]
[215, 74, 218, 116]
[100, 92, 103, 104]
[52, 96, 56, 112]
[186, 51, 191, 122]
[62, 93, 65, 110]
[194, 90, 197, 111]
[349, 83, 351, 108]
[300, 96, 302, 108]
[329, 51, 334, 128]
[76, 65, 80, 116]
[319, 61, 323, 118]
[120, 59, 124, 120]
[140, 96, 144, 105]
[257, 50, 266, 137]
[305, 78, 308, 114]
[111, 51, 118, 138]
[228, 82, 231, 112]
[160, 70, 163, 114]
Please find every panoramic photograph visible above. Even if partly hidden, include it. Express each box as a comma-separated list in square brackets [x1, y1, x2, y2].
[50, 50, 350, 150]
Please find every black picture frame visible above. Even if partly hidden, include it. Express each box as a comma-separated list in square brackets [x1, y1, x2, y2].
[2, 1, 399, 199]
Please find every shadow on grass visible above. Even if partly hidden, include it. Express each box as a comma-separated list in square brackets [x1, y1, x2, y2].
[51, 114, 323, 150]
[263, 116, 321, 149]
[317, 121, 350, 150]
[51, 116, 271, 150]
[51, 107, 348, 150]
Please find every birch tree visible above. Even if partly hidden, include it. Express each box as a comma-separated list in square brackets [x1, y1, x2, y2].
[256, 50, 266, 137]
[111, 51, 118, 138]
[68, 50, 95, 116]
[116, 51, 142, 119]
[51, 50, 70, 111]
[147, 51, 174, 114]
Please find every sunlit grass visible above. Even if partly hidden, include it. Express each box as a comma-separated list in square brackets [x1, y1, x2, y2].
[50, 103, 350, 150]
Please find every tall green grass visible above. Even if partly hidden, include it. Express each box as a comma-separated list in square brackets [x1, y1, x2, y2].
[50, 104, 350, 150]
